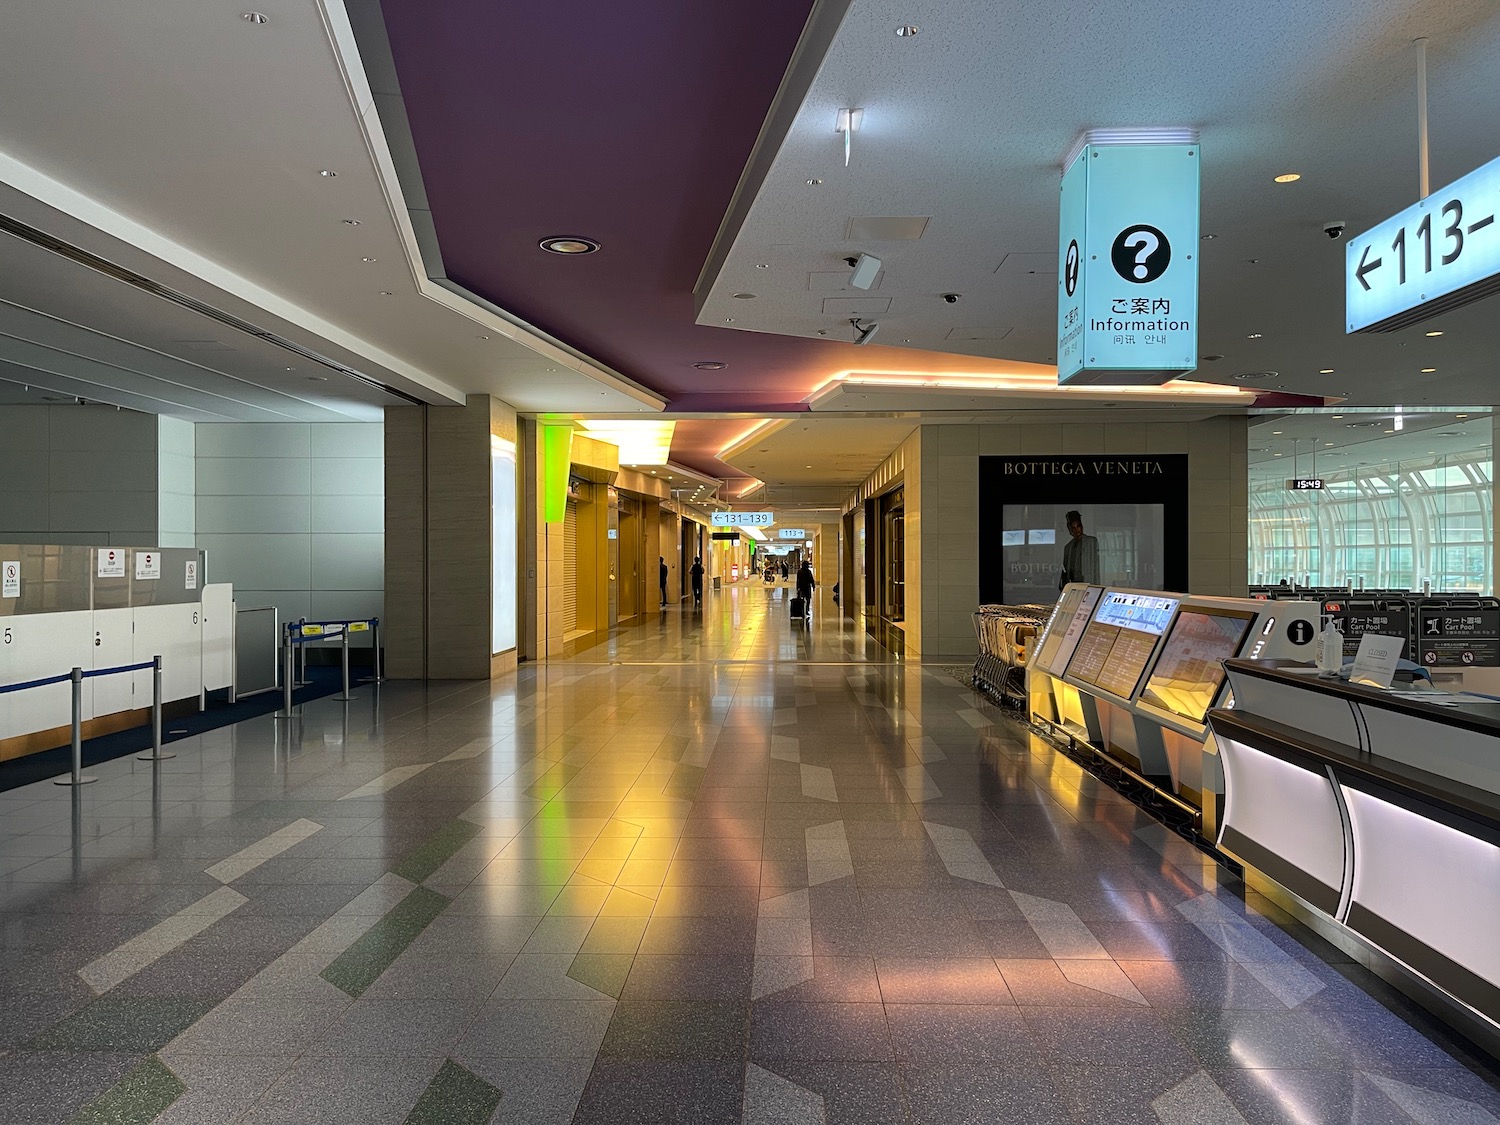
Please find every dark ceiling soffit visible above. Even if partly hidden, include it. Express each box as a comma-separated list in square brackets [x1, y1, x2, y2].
[0, 212, 423, 406]
[346, 0, 665, 409]
[691, 0, 853, 316]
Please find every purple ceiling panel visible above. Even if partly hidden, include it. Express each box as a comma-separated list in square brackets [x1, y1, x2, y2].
[377, 0, 870, 408]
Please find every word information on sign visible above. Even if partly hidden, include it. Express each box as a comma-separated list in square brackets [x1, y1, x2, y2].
[135, 552, 161, 581]
[711, 512, 773, 527]
[777, 528, 808, 540]
[1347, 153, 1500, 333]
[1058, 141, 1200, 385]
[185, 560, 199, 591]
[2, 561, 18, 600]
[1286, 478, 1325, 491]
[98, 549, 125, 579]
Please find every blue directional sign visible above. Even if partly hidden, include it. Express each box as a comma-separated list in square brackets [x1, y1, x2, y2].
[1057, 143, 1200, 385]
[1347, 155, 1500, 332]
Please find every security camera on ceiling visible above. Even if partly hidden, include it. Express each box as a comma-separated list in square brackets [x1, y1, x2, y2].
[843, 253, 882, 290]
[1323, 221, 1346, 240]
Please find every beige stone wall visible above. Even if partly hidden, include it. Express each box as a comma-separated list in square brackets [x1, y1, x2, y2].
[848, 417, 1250, 660]
[931, 418, 1248, 659]
[384, 395, 519, 679]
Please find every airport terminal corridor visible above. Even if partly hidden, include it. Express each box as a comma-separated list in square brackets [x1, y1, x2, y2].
[0, 585, 1496, 1124]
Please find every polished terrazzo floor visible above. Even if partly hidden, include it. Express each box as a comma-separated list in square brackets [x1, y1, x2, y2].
[2, 582, 1499, 1123]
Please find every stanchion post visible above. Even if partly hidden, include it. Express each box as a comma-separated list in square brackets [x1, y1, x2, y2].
[296, 619, 308, 686]
[339, 628, 351, 702]
[54, 667, 96, 786]
[138, 655, 175, 762]
[370, 619, 382, 684]
[277, 630, 295, 719]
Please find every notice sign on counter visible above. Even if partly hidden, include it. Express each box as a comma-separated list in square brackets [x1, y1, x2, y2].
[1417, 608, 1500, 667]
[134, 551, 160, 581]
[1350, 633, 1405, 688]
[184, 560, 198, 590]
[1, 561, 18, 599]
[98, 549, 125, 579]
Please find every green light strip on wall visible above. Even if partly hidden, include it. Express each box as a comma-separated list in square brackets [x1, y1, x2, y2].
[541, 423, 574, 524]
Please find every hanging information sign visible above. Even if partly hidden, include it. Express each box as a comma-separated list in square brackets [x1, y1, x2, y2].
[1058, 142, 1200, 385]
[711, 512, 773, 527]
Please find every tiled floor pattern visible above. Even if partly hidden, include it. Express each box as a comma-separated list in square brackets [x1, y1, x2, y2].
[0, 583, 1497, 1122]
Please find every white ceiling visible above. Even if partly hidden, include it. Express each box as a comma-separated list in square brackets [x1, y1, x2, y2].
[1248, 408, 1492, 472]
[700, 0, 1500, 408]
[0, 0, 660, 420]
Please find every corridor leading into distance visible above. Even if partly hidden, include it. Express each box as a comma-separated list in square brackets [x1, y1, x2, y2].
[1, 582, 1497, 1124]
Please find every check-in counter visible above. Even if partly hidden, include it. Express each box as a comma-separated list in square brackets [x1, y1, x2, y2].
[1209, 659, 1500, 1042]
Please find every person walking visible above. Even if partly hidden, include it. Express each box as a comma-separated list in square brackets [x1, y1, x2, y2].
[796, 561, 815, 621]
[690, 556, 704, 608]
[659, 556, 669, 606]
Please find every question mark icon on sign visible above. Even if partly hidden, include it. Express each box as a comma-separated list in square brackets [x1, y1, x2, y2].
[1127, 232, 1158, 278]
[1110, 224, 1171, 284]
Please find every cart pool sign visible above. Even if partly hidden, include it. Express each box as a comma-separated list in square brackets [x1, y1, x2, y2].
[1347, 152, 1500, 332]
[1057, 142, 1200, 385]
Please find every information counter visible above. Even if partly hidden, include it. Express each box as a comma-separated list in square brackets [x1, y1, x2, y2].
[1209, 660, 1500, 1045]
[1027, 584, 1319, 826]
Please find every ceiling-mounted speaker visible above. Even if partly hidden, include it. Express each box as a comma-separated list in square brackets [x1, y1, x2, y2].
[849, 253, 882, 290]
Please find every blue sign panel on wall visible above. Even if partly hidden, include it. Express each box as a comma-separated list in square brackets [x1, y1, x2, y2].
[1347, 153, 1500, 333]
[1057, 144, 1200, 385]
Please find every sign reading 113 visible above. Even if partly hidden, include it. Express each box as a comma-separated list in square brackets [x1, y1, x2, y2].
[1347, 153, 1500, 333]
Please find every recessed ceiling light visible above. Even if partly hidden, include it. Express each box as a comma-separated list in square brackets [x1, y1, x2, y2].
[1246, 333, 1263, 339]
[726, 318, 734, 323]
[1384, 429, 1396, 434]
[1232, 371, 1275, 380]
[1421, 367, 1436, 373]
[1319, 368, 1334, 374]
[342, 219, 360, 226]
[1272, 430, 1283, 435]
[318, 169, 337, 177]
[1274, 452, 1283, 456]
[692, 361, 727, 371]
[732, 292, 756, 299]
[1201, 354, 1224, 362]
[1274, 173, 1301, 183]
[806, 179, 823, 186]
[539, 236, 601, 255]
[1201, 233, 1217, 240]
[1325, 442, 1334, 446]
[756, 263, 769, 269]
[361, 257, 377, 262]
[1425, 330, 1444, 337]
[380, 291, 393, 296]
[242, 12, 269, 23]
[1456, 413, 1469, 418]
[477, 335, 489, 340]
[896, 24, 919, 36]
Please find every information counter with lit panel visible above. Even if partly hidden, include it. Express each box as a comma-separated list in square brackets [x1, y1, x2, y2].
[1208, 660, 1500, 1050]
[1028, 585, 1318, 826]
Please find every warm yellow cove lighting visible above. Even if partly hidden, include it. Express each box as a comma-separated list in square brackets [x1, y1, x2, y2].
[806, 369, 1257, 406]
[577, 419, 676, 464]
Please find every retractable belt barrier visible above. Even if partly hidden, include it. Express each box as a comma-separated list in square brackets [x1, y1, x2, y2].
[0, 656, 168, 786]
[278, 618, 381, 717]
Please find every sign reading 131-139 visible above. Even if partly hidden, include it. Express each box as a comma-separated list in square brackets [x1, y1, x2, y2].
[1347, 153, 1500, 332]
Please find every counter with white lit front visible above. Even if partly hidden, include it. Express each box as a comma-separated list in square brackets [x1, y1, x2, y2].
[1207, 660, 1500, 1045]
[1027, 584, 1320, 829]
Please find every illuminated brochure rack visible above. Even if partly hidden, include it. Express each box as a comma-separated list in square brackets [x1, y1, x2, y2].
[1027, 584, 1318, 827]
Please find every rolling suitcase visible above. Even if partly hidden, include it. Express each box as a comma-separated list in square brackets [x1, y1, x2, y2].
[789, 596, 807, 621]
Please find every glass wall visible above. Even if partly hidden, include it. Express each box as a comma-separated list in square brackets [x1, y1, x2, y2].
[1248, 412, 1493, 593]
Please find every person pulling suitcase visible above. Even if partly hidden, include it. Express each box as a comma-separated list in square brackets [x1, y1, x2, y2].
[793, 561, 815, 626]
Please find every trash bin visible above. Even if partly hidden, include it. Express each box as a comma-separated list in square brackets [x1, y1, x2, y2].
[712, 576, 722, 591]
